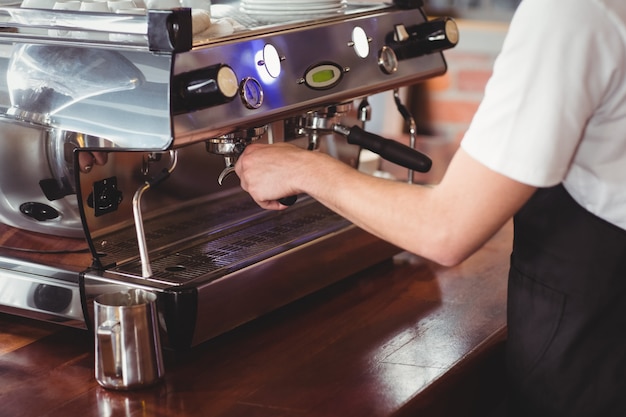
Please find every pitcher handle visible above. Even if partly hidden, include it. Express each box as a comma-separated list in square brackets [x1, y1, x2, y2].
[97, 320, 122, 378]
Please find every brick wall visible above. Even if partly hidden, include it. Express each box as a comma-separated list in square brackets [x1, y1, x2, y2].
[365, 20, 509, 147]
[424, 20, 509, 144]
[363, 20, 511, 181]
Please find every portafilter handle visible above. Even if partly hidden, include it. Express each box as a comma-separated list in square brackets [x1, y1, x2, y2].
[332, 124, 432, 173]
[219, 163, 297, 206]
[216, 145, 245, 186]
[213, 140, 298, 207]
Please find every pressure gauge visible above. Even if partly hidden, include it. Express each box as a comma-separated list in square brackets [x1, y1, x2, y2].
[240, 77, 264, 109]
[378, 46, 398, 74]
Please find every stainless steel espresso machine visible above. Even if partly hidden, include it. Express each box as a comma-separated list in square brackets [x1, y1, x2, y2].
[0, 0, 457, 349]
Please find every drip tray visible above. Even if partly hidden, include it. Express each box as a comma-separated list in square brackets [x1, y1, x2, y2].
[102, 196, 350, 285]
[83, 192, 401, 348]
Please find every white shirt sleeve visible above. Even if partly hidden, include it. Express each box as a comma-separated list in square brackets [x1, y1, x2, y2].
[460, 0, 623, 187]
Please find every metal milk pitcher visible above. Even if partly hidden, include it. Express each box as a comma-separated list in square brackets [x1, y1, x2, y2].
[94, 289, 164, 390]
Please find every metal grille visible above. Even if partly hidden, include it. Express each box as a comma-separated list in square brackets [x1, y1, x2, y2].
[107, 198, 350, 285]
[93, 192, 266, 265]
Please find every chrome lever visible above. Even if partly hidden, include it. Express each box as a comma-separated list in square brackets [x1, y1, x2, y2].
[393, 88, 418, 183]
[218, 165, 236, 185]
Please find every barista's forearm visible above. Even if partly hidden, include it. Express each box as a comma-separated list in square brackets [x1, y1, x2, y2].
[295, 148, 534, 266]
[237, 144, 533, 266]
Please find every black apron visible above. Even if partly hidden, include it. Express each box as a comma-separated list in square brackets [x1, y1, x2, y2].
[506, 184, 626, 416]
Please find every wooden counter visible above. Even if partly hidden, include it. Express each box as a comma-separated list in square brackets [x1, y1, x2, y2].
[0, 221, 511, 417]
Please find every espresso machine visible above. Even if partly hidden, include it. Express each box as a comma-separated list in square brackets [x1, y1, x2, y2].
[0, 0, 457, 349]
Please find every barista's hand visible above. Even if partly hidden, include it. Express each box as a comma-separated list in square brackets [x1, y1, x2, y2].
[235, 143, 309, 210]
[78, 151, 108, 173]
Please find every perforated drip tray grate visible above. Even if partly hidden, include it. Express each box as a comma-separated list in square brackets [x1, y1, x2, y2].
[103, 196, 350, 285]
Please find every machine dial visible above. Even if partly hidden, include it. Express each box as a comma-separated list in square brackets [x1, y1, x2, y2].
[240, 77, 264, 109]
[378, 46, 398, 74]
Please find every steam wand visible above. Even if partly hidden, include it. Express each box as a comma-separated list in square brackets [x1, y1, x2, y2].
[132, 150, 178, 278]
[393, 88, 418, 184]
[358, 96, 371, 129]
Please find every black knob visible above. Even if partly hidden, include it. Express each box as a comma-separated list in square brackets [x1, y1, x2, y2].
[393, 0, 424, 9]
[33, 284, 73, 313]
[172, 64, 239, 113]
[387, 17, 459, 61]
[20, 202, 60, 221]
[278, 195, 298, 206]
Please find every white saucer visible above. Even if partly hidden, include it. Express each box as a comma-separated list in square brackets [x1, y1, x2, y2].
[243, 0, 340, 4]
[241, 4, 343, 13]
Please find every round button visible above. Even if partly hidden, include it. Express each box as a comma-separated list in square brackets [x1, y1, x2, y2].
[261, 43, 281, 78]
[351, 26, 370, 58]
[33, 284, 72, 313]
[217, 66, 239, 99]
[445, 18, 460, 46]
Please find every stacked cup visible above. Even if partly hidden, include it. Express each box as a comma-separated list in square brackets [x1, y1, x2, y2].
[20, 0, 212, 41]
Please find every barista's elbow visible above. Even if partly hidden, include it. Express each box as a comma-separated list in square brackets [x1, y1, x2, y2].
[417, 229, 475, 267]
[428, 247, 470, 268]
[433, 250, 471, 268]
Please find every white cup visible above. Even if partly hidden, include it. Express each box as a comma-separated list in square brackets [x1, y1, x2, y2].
[107, 0, 135, 11]
[145, 0, 179, 9]
[20, 0, 57, 8]
[52, 0, 81, 9]
[50, 1, 81, 38]
[358, 150, 381, 175]
[110, 6, 146, 42]
[115, 6, 145, 13]
[181, 0, 209, 11]
[80, 0, 110, 11]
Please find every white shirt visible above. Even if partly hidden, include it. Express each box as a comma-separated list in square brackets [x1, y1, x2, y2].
[461, 0, 626, 230]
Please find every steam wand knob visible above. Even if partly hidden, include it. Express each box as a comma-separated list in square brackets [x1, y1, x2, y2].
[388, 17, 459, 61]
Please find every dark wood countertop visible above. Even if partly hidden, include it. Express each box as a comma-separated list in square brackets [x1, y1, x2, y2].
[0, 220, 511, 417]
